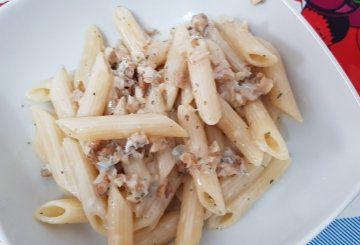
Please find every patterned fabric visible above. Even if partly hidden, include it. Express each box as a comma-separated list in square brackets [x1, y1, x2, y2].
[309, 217, 360, 245]
[296, 0, 360, 94]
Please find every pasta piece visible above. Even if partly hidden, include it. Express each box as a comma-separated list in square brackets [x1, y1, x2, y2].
[77, 52, 114, 117]
[30, 107, 77, 196]
[108, 185, 134, 245]
[178, 105, 225, 215]
[135, 211, 180, 245]
[257, 37, 303, 122]
[33, 130, 48, 163]
[134, 169, 183, 230]
[205, 125, 226, 152]
[216, 19, 278, 67]
[180, 77, 194, 105]
[156, 146, 176, 183]
[262, 95, 281, 122]
[176, 177, 204, 245]
[243, 99, 289, 160]
[57, 114, 188, 141]
[34, 198, 87, 224]
[206, 22, 250, 75]
[26, 79, 51, 102]
[145, 40, 170, 67]
[123, 158, 151, 193]
[206, 39, 235, 82]
[217, 96, 264, 165]
[186, 37, 222, 125]
[113, 96, 127, 115]
[63, 138, 107, 234]
[74, 26, 105, 90]
[164, 24, 189, 110]
[207, 158, 290, 229]
[143, 86, 166, 114]
[113, 6, 150, 61]
[50, 67, 77, 118]
[220, 163, 264, 204]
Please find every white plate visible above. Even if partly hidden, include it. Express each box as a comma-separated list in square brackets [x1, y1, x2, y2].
[1, 0, 360, 244]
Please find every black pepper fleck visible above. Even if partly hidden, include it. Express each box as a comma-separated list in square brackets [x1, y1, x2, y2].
[270, 179, 274, 184]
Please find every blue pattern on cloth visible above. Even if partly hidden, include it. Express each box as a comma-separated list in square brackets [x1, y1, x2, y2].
[309, 217, 360, 245]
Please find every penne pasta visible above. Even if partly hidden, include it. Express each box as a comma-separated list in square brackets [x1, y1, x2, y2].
[33, 130, 48, 164]
[57, 113, 188, 141]
[176, 176, 204, 245]
[26, 79, 52, 102]
[107, 185, 134, 245]
[143, 86, 166, 114]
[113, 96, 127, 115]
[164, 24, 189, 110]
[206, 21, 250, 75]
[257, 37, 303, 122]
[77, 52, 114, 117]
[50, 67, 77, 118]
[186, 37, 222, 125]
[156, 146, 177, 183]
[113, 6, 150, 62]
[207, 158, 290, 229]
[206, 39, 235, 82]
[134, 169, 183, 230]
[217, 19, 278, 67]
[62, 138, 107, 234]
[74, 26, 105, 90]
[262, 95, 281, 122]
[30, 107, 77, 196]
[145, 40, 170, 67]
[135, 211, 180, 245]
[180, 77, 194, 105]
[243, 99, 289, 160]
[205, 125, 226, 152]
[217, 96, 264, 165]
[34, 198, 87, 224]
[178, 105, 225, 215]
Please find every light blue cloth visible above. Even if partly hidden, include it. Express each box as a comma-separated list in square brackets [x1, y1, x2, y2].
[309, 217, 360, 245]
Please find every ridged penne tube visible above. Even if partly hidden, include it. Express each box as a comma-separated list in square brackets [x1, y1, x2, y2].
[107, 185, 134, 245]
[217, 96, 264, 165]
[30, 107, 77, 196]
[206, 39, 235, 82]
[113, 96, 127, 115]
[206, 22, 250, 74]
[175, 177, 204, 245]
[34, 198, 87, 224]
[77, 52, 114, 117]
[26, 79, 51, 102]
[181, 78, 194, 105]
[262, 95, 281, 122]
[50, 67, 77, 118]
[33, 130, 48, 163]
[62, 138, 107, 234]
[205, 125, 226, 152]
[134, 169, 182, 230]
[145, 40, 170, 67]
[217, 19, 278, 67]
[123, 158, 151, 187]
[113, 6, 150, 61]
[57, 114, 187, 141]
[177, 105, 225, 215]
[243, 100, 289, 160]
[156, 146, 176, 183]
[186, 37, 222, 125]
[135, 211, 180, 245]
[220, 163, 264, 204]
[257, 38, 303, 122]
[144, 86, 166, 114]
[74, 26, 105, 89]
[164, 24, 188, 110]
[206, 158, 290, 229]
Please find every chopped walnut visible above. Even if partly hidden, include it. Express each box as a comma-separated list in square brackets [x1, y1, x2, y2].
[190, 13, 209, 36]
